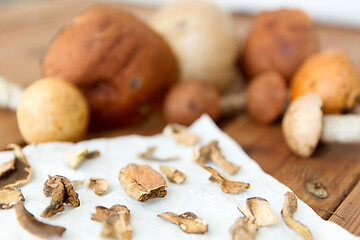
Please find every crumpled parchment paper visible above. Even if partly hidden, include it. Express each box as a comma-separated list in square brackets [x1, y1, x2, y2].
[0, 115, 357, 240]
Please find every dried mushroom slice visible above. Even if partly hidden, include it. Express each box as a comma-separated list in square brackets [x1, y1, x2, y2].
[88, 178, 109, 195]
[159, 165, 186, 184]
[229, 217, 258, 240]
[193, 141, 240, 174]
[0, 158, 15, 177]
[71, 179, 86, 187]
[0, 188, 24, 209]
[281, 192, 313, 240]
[163, 123, 200, 146]
[0, 144, 31, 189]
[247, 197, 277, 227]
[158, 212, 208, 234]
[15, 201, 66, 238]
[119, 164, 167, 202]
[200, 165, 250, 193]
[42, 175, 80, 218]
[91, 204, 132, 240]
[64, 148, 100, 169]
[137, 146, 179, 161]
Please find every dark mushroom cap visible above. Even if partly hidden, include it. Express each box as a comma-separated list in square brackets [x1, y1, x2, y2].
[246, 71, 287, 124]
[163, 81, 221, 125]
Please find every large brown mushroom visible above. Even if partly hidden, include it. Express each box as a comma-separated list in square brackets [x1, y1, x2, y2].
[164, 71, 287, 125]
[42, 6, 177, 129]
[242, 9, 318, 80]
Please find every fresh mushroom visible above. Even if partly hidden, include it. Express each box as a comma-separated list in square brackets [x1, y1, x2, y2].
[0, 75, 23, 111]
[164, 71, 287, 125]
[282, 93, 360, 157]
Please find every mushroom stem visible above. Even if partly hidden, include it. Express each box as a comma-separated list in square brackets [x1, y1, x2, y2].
[321, 114, 360, 143]
[220, 92, 246, 116]
[0, 76, 23, 111]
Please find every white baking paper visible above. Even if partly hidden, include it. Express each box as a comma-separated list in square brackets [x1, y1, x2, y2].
[0, 115, 358, 240]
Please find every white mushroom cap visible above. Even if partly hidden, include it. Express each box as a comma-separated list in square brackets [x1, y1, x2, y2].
[282, 93, 323, 157]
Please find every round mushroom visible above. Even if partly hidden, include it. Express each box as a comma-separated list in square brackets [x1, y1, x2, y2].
[42, 6, 177, 129]
[17, 78, 89, 144]
[282, 93, 323, 157]
[242, 9, 318, 80]
[163, 81, 221, 126]
[246, 71, 287, 124]
[151, 0, 240, 92]
[164, 72, 288, 125]
[290, 48, 360, 114]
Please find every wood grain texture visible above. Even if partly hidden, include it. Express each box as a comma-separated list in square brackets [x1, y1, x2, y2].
[0, 0, 360, 235]
[329, 180, 360, 235]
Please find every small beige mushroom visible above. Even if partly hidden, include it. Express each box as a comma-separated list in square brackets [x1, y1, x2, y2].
[119, 164, 167, 202]
[0, 189, 24, 209]
[159, 165, 186, 184]
[229, 217, 258, 240]
[0, 144, 31, 189]
[193, 141, 240, 174]
[15, 201, 66, 238]
[200, 165, 249, 193]
[163, 123, 200, 146]
[246, 197, 277, 227]
[283, 93, 360, 157]
[137, 146, 179, 161]
[281, 192, 313, 240]
[158, 212, 208, 234]
[91, 204, 132, 240]
[64, 148, 100, 169]
[88, 178, 109, 195]
[0, 75, 23, 111]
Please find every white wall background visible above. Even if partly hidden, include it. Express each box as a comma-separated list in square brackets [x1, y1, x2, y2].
[117, 0, 360, 28]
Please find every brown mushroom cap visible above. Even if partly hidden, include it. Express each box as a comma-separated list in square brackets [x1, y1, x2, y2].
[163, 81, 221, 125]
[42, 6, 177, 129]
[242, 9, 318, 80]
[246, 71, 287, 124]
[290, 48, 360, 114]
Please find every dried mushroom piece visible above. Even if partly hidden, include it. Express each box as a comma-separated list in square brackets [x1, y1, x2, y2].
[71, 179, 86, 187]
[281, 192, 313, 240]
[0, 144, 31, 189]
[159, 165, 186, 184]
[229, 217, 258, 240]
[0, 158, 15, 177]
[42, 175, 80, 218]
[15, 201, 66, 238]
[119, 164, 167, 202]
[158, 212, 208, 234]
[193, 141, 240, 174]
[0, 188, 24, 209]
[247, 197, 277, 226]
[201, 165, 249, 193]
[137, 146, 179, 161]
[91, 204, 132, 240]
[88, 178, 109, 195]
[64, 148, 100, 169]
[163, 123, 200, 146]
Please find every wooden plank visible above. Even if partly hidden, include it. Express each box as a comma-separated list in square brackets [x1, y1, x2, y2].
[222, 116, 360, 221]
[329, 180, 360, 235]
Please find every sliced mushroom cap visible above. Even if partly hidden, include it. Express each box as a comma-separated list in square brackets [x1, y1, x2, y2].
[0, 189, 24, 209]
[158, 212, 208, 234]
[0, 144, 31, 189]
[282, 93, 323, 157]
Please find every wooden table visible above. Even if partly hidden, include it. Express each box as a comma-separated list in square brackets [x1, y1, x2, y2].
[1, 0, 360, 235]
